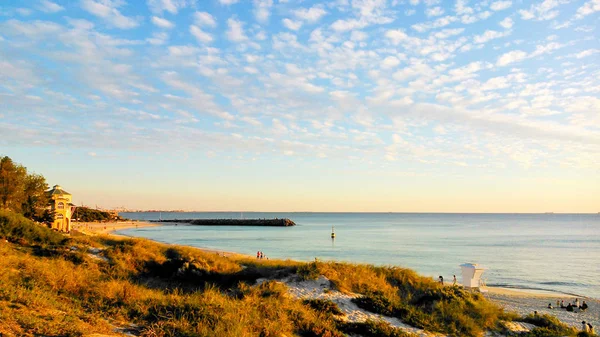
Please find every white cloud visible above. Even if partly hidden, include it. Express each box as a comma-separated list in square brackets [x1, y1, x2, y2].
[219, 0, 239, 4]
[425, 6, 444, 17]
[81, 0, 139, 29]
[519, 0, 566, 21]
[282, 18, 302, 31]
[293, 6, 327, 23]
[473, 30, 510, 44]
[253, 0, 273, 23]
[190, 25, 213, 43]
[575, 0, 600, 19]
[496, 50, 527, 66]
[530, 42, 563, 58]
[226, 18, 248, 42]
[490, 1, 512, 11]
[147, 0, 192, 14]
[194, 12, 217, 27]
[499, 17, 513, 29]
[412, 16, 457, 32]
[385, 29, 408, 45]
[151, 16, 174, 29]
[147, 32, 168, 45]
[39, 0, 65, 13]
[381, 56, 401, 69]
[574, 49, 599, 58]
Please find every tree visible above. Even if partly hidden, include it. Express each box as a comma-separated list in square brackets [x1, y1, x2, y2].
[0, 156, 27, 211]
[22, 173, 49, 221]
[0, 156, 49, 221]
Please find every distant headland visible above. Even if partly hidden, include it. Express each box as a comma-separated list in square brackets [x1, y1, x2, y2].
[153, 218, 296, 227]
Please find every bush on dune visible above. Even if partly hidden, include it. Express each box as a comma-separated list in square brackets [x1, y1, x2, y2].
[520, 313, 577, 337]
[0, 209, 66, 246]
[302, 260, 507, 337]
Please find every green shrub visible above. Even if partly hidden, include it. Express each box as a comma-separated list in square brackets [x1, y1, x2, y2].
[521, 313, 577, 336]
[303, 299, 343, 316]
[0, 209, 66, 246]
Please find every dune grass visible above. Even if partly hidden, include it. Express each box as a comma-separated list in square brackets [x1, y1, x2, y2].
[0, 210, 587, 337]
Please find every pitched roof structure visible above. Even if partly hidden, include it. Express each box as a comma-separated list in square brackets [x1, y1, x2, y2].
[46, 185, 72, 197]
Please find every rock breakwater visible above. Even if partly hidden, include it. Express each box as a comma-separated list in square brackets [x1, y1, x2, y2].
[154, 218, 296, 227]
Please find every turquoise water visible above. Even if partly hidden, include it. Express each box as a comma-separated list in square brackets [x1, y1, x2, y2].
[118, 212, 600, 298]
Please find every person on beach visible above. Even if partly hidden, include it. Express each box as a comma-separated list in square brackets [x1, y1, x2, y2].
[575, 298, 580, 308]
[588, 323, 594, 334]
[547, 303, 553, 309]
[582, 321, 589, 332]
[566, 303, 574, 312]
[581, 300, 588, 311]
[260, 252, 264, 259]
[453, 275, 457, 286]
[556, 300, 560, 307]
[439, 276, 444, 285]
[560, 300, 565, 308]
[257, 251, 260, 259]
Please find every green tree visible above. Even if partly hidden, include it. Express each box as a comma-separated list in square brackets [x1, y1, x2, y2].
[0, 156, 27, 211]
[0, 156, 49, 221]
[22, 173, 49, 221]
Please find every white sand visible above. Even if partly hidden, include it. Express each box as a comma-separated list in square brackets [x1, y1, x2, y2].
[274, 275, 447, 337]
[485, 292, 599, 330]
[72, 221, 158, 235]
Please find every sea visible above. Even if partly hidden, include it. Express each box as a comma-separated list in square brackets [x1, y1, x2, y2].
[118, 212, 600, 299]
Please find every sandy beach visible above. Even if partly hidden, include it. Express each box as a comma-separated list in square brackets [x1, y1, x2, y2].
[71, 220, 159, 235]
[485, 291, 599, 330]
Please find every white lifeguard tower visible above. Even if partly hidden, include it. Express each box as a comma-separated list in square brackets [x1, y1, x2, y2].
[460, 263, 486, 290]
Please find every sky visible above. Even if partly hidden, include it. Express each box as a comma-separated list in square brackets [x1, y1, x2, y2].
[0, 0, 599, 213]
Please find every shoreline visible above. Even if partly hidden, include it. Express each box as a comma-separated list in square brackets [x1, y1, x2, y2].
[84, 222, 599, 329]
[72, 220, 159, 236]
[105, 222, 590, 300]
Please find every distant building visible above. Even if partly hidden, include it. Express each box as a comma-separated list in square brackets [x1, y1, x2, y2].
[46, 185, 75, 232]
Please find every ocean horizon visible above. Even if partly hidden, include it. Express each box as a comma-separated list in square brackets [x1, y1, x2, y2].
[118, 212, 600, 299]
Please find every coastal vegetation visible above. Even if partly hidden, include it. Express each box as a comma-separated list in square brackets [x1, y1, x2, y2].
[0, 210, 591, 337]
[0, 156, 51, 222]
[74, 206, 125, 222]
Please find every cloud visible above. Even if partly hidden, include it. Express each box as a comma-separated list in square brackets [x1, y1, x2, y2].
[519, 0, 567, 21]
[473, 30, 510, 44]
[81, 0, 139, 29]
[412, 16, 457, 32]
[496, 50, 527, 66]
[293, 6, 327, 22]
[381, 56, 401, 69]
[425, 6, 444, 17]
[574, 49, 599, 58]
[575, 0, 600, 19]
[219, 0, 239, 4]
[147, 32, 168, 45]
[194, 12, 217, 27]
[282, 18, 302, 31]
[499, 17, 513, 29]
[147, 0, 192, 14]
[190, 25, 213, 43]
[151, 16, 174, 29]
[39, 0, 65, 13]
[253, 0, 273, 23]
[226, 18, 248, 42]
[490, 1, 512, 11]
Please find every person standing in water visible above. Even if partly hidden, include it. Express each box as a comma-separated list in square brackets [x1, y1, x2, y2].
[453, 275, 457, 286]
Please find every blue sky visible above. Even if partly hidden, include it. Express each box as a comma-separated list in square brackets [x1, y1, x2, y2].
[1, 0, 599, 212]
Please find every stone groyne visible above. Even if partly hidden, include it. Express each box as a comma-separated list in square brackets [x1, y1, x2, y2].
[154, 218, 296, 227]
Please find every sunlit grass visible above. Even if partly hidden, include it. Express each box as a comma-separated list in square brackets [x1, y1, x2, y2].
[0, 209, 585, 337]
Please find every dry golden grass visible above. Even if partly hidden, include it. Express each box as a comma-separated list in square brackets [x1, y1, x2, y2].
[1, 211, 582, 337]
